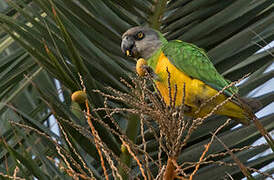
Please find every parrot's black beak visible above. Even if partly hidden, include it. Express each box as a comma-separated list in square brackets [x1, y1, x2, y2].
[121, 36, 135, 57]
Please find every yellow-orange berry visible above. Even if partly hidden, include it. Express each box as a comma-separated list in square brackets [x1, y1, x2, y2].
[136, 58, 147, 76]
[71, 91, 87, 104]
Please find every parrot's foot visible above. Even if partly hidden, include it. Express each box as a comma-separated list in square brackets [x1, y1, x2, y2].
[142, 65, 160, 81]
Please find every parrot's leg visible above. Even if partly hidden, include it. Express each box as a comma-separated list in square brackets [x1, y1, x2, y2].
[175, 106, 192, 114]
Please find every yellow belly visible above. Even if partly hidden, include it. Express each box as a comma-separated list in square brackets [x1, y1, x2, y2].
[154, 52, 246, 119]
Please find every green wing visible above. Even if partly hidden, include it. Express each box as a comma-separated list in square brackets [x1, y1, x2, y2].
[162, 40, 238, 96]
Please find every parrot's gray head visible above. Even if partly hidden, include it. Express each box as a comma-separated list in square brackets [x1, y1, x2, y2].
[121, 26, 163, 59]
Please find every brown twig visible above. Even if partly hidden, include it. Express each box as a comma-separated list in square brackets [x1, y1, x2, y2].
[57, 119, 93, 177]
[10, 121, 85, 179]
[163, 157, 176, 180]
[141, 116, 152, 179]
[189, 119, 231, 180]
[0, 171, 25, 180]
[85, 100, 109, 179]
[122, 140, 147, 180]
[212, 133, 254, 179]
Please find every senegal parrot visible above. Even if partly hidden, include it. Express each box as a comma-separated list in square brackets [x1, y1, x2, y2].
[120, 26, 263, 125]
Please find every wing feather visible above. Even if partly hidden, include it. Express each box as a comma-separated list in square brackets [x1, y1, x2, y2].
[162, 40, 238, 96]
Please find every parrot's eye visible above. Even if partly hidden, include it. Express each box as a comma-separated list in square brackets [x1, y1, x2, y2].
[136, 32, 144, 40]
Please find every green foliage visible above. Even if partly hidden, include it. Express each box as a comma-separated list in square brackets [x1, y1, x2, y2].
[0, 0, 273, 179]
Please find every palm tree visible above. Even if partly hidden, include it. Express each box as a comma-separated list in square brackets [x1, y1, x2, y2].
[0, 0, 273, 179]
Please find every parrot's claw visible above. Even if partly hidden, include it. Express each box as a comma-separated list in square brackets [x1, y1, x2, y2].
[142, 65, 160, 81]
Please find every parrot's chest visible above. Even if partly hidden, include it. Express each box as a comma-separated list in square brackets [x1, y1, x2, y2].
[150, 52, 246, 120]
[153, 52, 212, 108]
